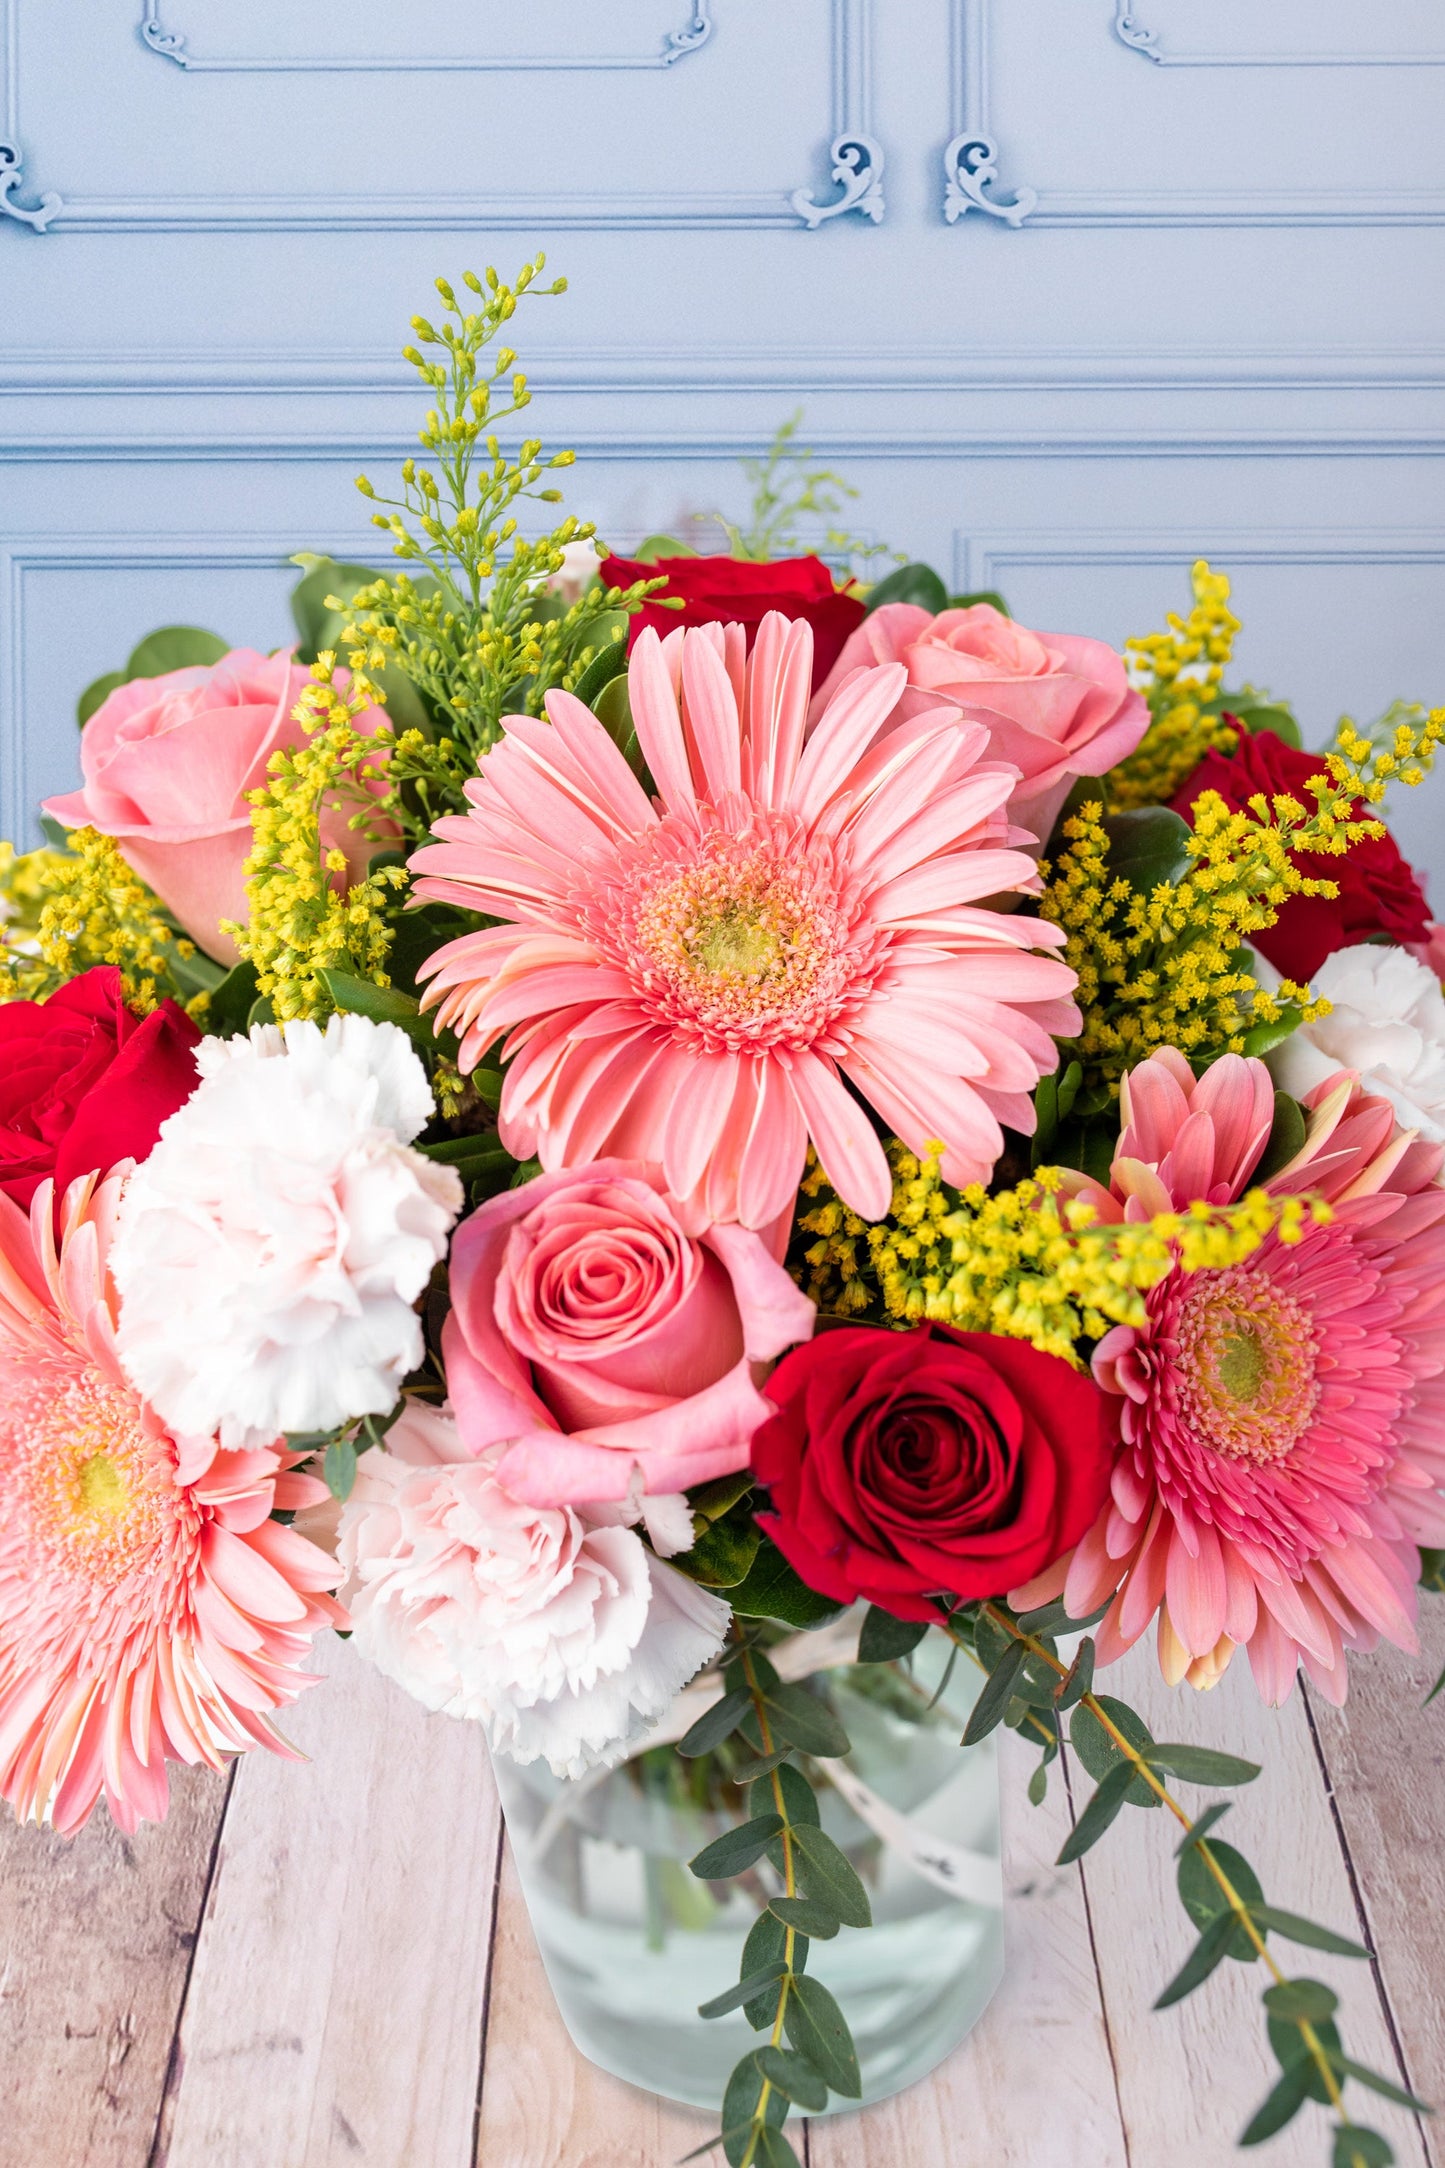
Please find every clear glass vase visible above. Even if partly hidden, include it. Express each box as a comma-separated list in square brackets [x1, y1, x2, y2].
[488, 1621, 1004, 2114]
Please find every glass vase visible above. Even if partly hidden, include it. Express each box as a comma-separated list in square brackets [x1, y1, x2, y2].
[488, 1619, 1004, 2114]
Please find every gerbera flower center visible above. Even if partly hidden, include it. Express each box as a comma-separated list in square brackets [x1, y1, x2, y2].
[1173, 1265, 1320, 1464]
[592, 815, 879, 1054]
[3, 1362, 176, 1586]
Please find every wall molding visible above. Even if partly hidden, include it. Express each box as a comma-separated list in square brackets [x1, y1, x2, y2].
[955, 526, 1445, 595]
[5, 0, 882, 232]
[1112, 2, 1445, 66]
[138, 0, 715, 72]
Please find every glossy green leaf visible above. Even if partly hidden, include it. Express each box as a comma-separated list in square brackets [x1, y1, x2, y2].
[1178, 1837, 1264, 1960]
[1101, 806, 1194, 895]
[1152, 1909, 1240, 2008]
[783, 1975, 861, 2098]
[790, 1824, 872, 1929]
[689, 1470, 756, 1525]
[697, 1958, 788, 2021]
[753, 2045, 828, 2114]
[77, 670, 125, 728]
[685, 1514, 763, 1590]
[1145, 1744, 1261, 1787]
[1238, 2063, 1311, 2146]
[727, 1541, 847, 1629]
[677, 1687, 752, 1758]
[628, 533, 696, 562]
[1069, 1695, 1160, 1807]
[856, 1607, 930, 1664]
[1252, 1091, 1308, 1182]
[126, 625, 231, 680]
[317, 968, 421, 1023]
[203, 960, 260, 1036]
[862, 561, 948, 617]
[1056, 1762, 1138, 1865]
[571, 636, 629, 708]
[1250, 1905, 1368, 1959]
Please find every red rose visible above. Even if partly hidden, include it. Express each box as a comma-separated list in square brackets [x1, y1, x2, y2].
[0, 966, 200, 1210]
[752, 1324, 1118, 1621]
[598, 552, 865, 689]
[1171, 728, 1431, 982]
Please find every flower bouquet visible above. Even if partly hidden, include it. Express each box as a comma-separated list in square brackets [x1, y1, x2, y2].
[4, 259, 1443, 2167]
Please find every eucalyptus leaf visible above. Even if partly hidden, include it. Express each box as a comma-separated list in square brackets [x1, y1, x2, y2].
[1266, 2018, 1342, 2103]
[1238, 2062, 1311, 2146]
[1249, 1905, 1368, 1959]
[783, 1975, 861, 2098]
[790, 1824, 873, 1929]
[1152, 1909, 1239, 2008]
[697, 1959, 788, 2021]
[1055, 1638, 1095, 1710]
[1174, 1802, 1232, 1857]
[752, 2128, 802, 2168]
[677, 1688, 752, 1758]
[856, 1607, 930, 1664]
[1145, 1744, 1261, 1787]
[1333, 2057, 1432, 2112]
[1055, 1761, 1138, 1865]
[739, 1912, 805, 2030]
[761, 1683, 850, 1760]
[1069, 1696, 1159, 1807]
[1332, 2131, 1396, 2168]
[769, 1895, 840, 1940]
[691, 1814, 786, 1882]
[1263, 1978, 1338, 2025]
[323, 1435, 357, 1503]
[727, 1541, 847, 1630]
[960, 1638, 1028, 1745]
[718, 2052, 787, 2168]
[1177, 1837, 1264, 1960]
[753, 2045, 828, 2114]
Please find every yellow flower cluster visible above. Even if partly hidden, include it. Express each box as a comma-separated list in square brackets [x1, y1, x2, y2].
[0, 830, 185, 1012]
[1109, 561, 1241, 810]
[224, 659, 405, 1022]
[797, 1150, 1323, 1365]
[1043, 705, 1445, 1090]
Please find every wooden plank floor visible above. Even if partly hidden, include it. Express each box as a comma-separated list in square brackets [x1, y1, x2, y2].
[3, 1609, 1442, 2168]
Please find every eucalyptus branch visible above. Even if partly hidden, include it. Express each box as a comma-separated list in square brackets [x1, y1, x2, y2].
[945, 1599, 1430, 2163]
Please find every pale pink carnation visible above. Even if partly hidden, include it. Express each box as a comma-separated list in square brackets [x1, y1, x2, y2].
[411, 613, 1079, 1228]
[444, 1158, 815, 1507]
[337, 1401, 729, 1778]
[1028, 1048, 1445, 1705]
[811, 601, 1148, 846]
[0, 1169, 345, 1835]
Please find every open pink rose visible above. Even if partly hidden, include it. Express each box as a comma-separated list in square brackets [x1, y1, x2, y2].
[44, 648, 391, 964]
[811, 601, 1148, 845]
[443, 1160, 816, 1507]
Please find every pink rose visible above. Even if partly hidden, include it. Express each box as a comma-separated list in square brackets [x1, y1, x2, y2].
[44, 648, 390, 964]
[443, 1159, 816, 1507]
[811, 601, 1148, 845]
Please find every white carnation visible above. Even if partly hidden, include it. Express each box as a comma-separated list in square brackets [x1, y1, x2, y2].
[337, 1403, 730, 1780]
[1265, 944, 1445, 1144]
[111, 1015, 463, 1445]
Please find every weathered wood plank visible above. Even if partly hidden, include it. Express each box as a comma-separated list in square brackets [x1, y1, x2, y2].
[0, 1761, 227, 2168]
[1075, 1642, 1428, 2168]
[155, 1633, 501, 2168]
[807, 1725, 1129, 2168]
[1305, 1601, 1445, 2161]
[474, 1840, 719, 2168]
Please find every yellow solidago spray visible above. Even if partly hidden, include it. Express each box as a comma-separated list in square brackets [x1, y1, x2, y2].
[0, 830, 186, 1011]
[1109, 560, 1242, 810]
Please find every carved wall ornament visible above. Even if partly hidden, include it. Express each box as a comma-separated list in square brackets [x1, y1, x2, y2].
[0, 139, 59, 230]
[942, 2, 1034, 224]
[138, 0, 716, 71]
[789, 0, 885, 225]
[1111, 0, 1445, 66]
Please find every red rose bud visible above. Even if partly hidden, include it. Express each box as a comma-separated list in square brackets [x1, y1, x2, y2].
[597, 551, 865, 690]
[0, 966, 200, 1210]
[751, 1324, 1119, 1620]
[1171, 728, 1431, 983]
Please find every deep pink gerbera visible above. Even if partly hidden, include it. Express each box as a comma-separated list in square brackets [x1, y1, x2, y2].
[0, 1169, 345, 1834]
[1037, 1047, 1445, 1704]
[411, 614, 1079, 1227]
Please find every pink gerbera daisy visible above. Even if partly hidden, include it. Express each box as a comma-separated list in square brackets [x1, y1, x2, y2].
[411, 614, 1079, 1227]
[1039, 1047, 1445, 1705]
[0, 1169, 345, 1835]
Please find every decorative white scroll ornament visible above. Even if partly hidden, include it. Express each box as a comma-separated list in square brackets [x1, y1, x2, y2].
[1112, 5, 1162, 59]
[942, 1, 1034, 224]
[139, 0, 715, 71]
[0, 141, 60, 231]
[789, 0, 885, 227]
[790, 134, 885, 227]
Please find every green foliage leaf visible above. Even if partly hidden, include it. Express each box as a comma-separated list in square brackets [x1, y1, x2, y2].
[862, 561, 948, 617]
[126, 625, 230, 680]
[1055, 1638, 1095, 1710]
[691, 1814, 786, 1882]
[739, 1912, 805, 2030]
[961, 1638, 1028, 1745]
[697, 1959, 788, 2021]
[1334, 2058, 1432, 2113]
[727, 1540, 847, 1629]
[1333, 2131, 1396, 2168]
[290, 556, 384, 661]
[683, 1513, 763, 1590]
[1239, 2062, 1311, 2146]
[630, 533, 696, 562]
[1252, 1091, 1308, 1182]
[323, 1435, 357, 1502]
[317, 967, 420, 1023]
[1152, 1909, 1240, 2009]
[783, 1975, 861, 2099]
[1101, 807, 1194, 895]
[1267, 2018, 1342, 2103]
[769, 1895, 840, 1939]
[1174, 1801, 1232, 1857]
[790, 1823, 873, 1929]
[677, 1687, 752, 1758]
[204, 959, 260, 1036]
[1027, 1760, 1050, 1807]
[1056, 1761, 1138, 1865]
[1069, 1696, 1160, 1807]
[1178, 1837, 1264, 1960]
[1264, 1979, 1338, 2025]
[752, 2129, 802, 2168]
[689, 1471, 756, 1524]
[856, 1606, 930, 1664]
[760, 1683, 850, 1759]
[1145, 1744, 1261, 1788]
[948, 588, 1010, 616]
[571, 636, 629, 708]
[717, 2051, 789, 2168]
[77, 670, 125, 728]
[753, 2045, 828, 2114]
[590, 671, 651, 787]
[1249, 1905, 1368, 1959]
